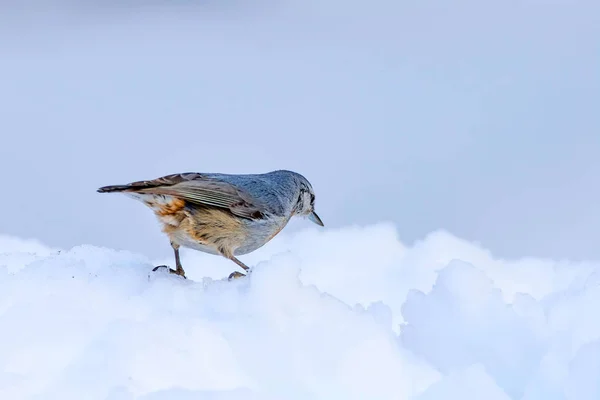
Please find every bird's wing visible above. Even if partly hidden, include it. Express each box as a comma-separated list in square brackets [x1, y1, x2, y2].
[100, 173, 268, 220]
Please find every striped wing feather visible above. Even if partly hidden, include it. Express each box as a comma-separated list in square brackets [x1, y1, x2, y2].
[128, 173, 266, 220]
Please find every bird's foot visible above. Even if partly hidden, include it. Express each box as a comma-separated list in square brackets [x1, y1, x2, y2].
[152, 265, 187, 279]
[227, 256, 252, 281]
[228, 271, 247, 281]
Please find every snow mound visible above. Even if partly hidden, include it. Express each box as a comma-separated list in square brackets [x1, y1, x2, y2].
[1, 223, 599, 399]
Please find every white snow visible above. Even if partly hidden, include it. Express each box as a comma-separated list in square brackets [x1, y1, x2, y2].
[1, 223, 599, 399]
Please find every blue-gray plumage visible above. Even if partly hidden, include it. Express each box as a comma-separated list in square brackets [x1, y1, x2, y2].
[97, 170, 323, 280]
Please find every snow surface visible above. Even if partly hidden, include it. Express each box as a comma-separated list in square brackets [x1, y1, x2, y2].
[1, 223, 599, 399]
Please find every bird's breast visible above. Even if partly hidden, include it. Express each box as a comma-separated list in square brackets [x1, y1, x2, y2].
[233, 215, 290, 255]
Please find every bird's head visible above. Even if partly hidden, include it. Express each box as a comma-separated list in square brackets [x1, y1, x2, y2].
[293, 176, 324, 227]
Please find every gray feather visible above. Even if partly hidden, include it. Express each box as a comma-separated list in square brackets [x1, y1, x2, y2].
[98, 170, 311, 221]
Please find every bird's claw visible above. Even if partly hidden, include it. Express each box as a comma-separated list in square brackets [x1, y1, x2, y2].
[152, 265, 187, 279]
[151, 265, 247, 282]
[228, 271, 247, 281]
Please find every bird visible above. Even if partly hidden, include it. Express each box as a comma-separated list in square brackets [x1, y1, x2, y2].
[97, 170, 324, 280]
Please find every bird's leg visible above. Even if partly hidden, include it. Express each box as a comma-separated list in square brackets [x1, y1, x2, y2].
[231, 256, 250, 271]
[227, 256, 251, 281]
[172, 243, 186, 277]
[152, 242, 187, 279]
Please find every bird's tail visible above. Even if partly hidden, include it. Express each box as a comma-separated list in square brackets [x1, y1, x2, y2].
[97, 173, 192, 194]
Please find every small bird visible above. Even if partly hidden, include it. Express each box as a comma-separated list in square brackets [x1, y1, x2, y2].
[97, 170, 323, 280]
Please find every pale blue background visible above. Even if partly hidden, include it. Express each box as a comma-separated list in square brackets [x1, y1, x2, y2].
[0, 0, 598, 260]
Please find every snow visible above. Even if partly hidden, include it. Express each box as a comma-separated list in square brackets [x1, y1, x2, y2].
[1, 223, 599, 399]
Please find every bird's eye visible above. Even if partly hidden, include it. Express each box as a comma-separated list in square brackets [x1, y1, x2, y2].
[297, 188, 306, 204]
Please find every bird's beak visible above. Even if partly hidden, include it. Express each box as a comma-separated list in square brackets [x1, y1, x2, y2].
[308, 211, 324, 226]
